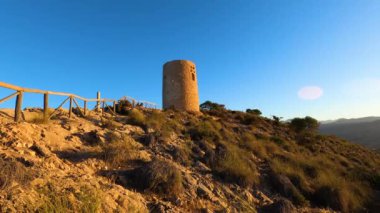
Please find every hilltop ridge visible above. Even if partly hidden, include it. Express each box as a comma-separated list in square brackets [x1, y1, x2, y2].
[0, 105, 379, 212]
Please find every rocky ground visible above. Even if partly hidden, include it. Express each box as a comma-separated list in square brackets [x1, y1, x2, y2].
[0, 108, 377, 212]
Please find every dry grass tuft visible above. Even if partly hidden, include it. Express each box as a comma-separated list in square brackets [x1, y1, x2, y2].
[211, 143, 259, 188]
[26, 108, 57, 124]
[189, 119, 222, 141]
[127, 109, 146, 127]
[0, 157, 33, 190]
[101, 133, 142, 168]
[37, 183, 101, 213]
[101, 118, 119, 130]
[269, 153, 373, 212]
[134, 158, 183, 197]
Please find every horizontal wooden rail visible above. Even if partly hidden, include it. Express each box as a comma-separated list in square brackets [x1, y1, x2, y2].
[0, 81, 115, 102]
[121, 96, 157, 109]
[0, 81, 157, 122]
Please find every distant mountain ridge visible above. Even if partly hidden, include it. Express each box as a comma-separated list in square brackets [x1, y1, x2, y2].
[320, 116, 380, 149]
[321, 116, 380, 124]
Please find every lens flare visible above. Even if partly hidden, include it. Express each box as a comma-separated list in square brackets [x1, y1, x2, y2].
[298, 86, 323, 100]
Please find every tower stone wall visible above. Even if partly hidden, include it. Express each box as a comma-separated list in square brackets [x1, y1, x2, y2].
[163, 60, 200, 112]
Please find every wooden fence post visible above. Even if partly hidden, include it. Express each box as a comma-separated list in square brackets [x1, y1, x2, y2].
[69, 96, 73, 118]
[84, 101, 87, 116]
[102, 101, 105, 116]
[43, 93, 49, 122]
[14, 91, 23, 122]
[113, 101, 116, 114]
[96, 91, 101, 112]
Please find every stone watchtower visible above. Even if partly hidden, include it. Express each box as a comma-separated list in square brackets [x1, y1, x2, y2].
[163, 60, 200, 112]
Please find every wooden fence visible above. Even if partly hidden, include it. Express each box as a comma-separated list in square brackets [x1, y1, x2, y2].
[0, 81, 120, 122]
[120, 96, 157, 109]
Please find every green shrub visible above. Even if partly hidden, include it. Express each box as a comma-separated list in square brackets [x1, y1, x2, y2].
[200, 101, 226, 111]
[246, 108, 262, 116]
[200, 101, 229, 118]
[116, 100, 133, 115]
[135, 159, 183, 197]
[272, 116, 282, 125]
[290, 116, 319, 133]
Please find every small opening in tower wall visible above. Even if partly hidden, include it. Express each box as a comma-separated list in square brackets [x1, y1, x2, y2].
[192, 73, 195, 81]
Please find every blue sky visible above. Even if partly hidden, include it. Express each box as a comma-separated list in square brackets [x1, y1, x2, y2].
[0, 0, 379, 120]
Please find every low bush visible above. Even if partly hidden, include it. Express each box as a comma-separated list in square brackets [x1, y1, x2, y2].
[290, 116, 319, 133]
[116, 100, 133, 115]
[200, 101, 229, 118]
[246, 108, 262, 116]
[134, 159, 183, 197]
[200, 101, 226, 111]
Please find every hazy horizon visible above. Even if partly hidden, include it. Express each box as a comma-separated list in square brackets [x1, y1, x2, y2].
[1, 1, 380, 120]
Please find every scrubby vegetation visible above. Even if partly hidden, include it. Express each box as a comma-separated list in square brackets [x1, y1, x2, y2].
[191, 102, 379, 212]
[27, 108, 55, 124]
[134, 158, 183, 197]
[290, 116, 319, 133]
[98, 101, 378, 212]
[101, 132, 142, 168]
[37, 183, 101, 213]
[246, 108, 262, 116]
[5, 101, 379, 212]
[211, 142, 259, 187]
[126, 109, 146, 127]
[0, 157, 34, 190]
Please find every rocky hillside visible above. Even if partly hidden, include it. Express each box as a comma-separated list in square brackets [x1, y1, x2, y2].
[0, 107, 379, 212]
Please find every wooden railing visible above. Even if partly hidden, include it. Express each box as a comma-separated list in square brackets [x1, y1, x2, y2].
[0, 81, 118, 122]
[120, 96, 157, 109]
